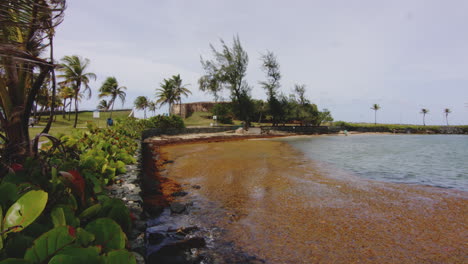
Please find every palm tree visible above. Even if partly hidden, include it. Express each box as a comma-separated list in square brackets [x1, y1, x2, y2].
[444, 108, 451, 126]
[0, 0, 65, 160]
[58, 84, 75, 120]
[371, 104, 381, 125]
[97, 100, 110, 111]
[421, 108, 429, 126]
[148, 101, 157, 117]
[58, 56, 96, 128]
[134, 96, 150, 119]
[171, 74, 191, 115]
[99, 77, 127, 118]
[156, 79, 177, 115]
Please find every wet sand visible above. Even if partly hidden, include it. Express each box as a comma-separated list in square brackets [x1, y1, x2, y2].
[161, 139, 468, 263]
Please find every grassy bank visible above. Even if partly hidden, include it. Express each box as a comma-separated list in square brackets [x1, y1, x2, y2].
[29, 110, 132, 137]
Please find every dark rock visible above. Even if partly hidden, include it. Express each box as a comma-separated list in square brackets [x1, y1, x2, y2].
[134, 220, 147, 232]
[171, 191, 188, 197]
[148, 232, 166, 245]
[170, 203, 186, 214]
[147, 254, 190, 264]
[127, 194, 143, 203]
[156, 237, 206, 255]
[145, 205, 164, 217]
[191, 185, 201, 190]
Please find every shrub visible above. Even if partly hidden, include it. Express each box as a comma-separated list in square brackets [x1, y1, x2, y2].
[147, 115, 185, 130]
[211, 103, 233, 124]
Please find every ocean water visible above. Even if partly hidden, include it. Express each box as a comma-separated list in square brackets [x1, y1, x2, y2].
[283, 134, 468, 191]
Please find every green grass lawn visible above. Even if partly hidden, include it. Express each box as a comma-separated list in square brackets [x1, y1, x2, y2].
[29, 110, 132, 138]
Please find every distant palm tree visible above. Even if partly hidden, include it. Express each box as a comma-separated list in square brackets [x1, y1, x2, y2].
[58, 55, 96, 128]
[134, 96, 150, 119]
[97, 100, 110, 111]
[58, 84, 75, 120]
[148, 101, 157, 116]
[421, 108, 429, 126]
[99, 77, 127, 118]
[444, 108, 451, 126]
[171, 74, 191, 115]
[156, 79, 177, 115]
[371, 104, 381, 125]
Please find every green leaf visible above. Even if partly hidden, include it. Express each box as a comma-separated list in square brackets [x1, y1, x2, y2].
[55, 206, 79, 228]
[3, 190, 48, 234]
[103, 250, 136, 264]
[24, 226, 75, 263]
[99, 199, 131, 233]
[85, 218, 126, 252]
[0, 182, 19, 210]
[47, 255, 81, 264]
[3, 234, 34, 258]
[75, 228, 95, 247]
[0, 206, 3, 250]
[51, 207, 66, 227]
[78, 204, 102, 221]
[0, 259, 33, 264]
[48, 246, 101, 264]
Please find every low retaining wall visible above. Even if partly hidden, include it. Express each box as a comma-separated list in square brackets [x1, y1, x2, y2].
[141, 126, 240, 140]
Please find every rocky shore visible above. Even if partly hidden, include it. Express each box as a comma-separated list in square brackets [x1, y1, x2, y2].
[138, 133, 288, 264]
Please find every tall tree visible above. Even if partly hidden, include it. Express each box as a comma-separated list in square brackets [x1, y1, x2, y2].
[156, 78, 176, 115]
[0, 0, 66, 161]
[98, 76, 126, 118]
[444, 108, 451, 126]
[171, 74, 191, 115]
[199, 35, 252, 126]
[134, 96, 150, 119]
[148, 101, 157, 116]
[58, 55, 96, 128]
[371, 104, 381, 125]
[294, 84, 309, 105]
[97, 99, 110, 111]
[420, 108, 429, 126]
[260, 51, 283, 126]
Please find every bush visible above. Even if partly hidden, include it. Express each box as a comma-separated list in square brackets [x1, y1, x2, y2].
[146, 115, 185, 130]
[211, 103, 233, 124]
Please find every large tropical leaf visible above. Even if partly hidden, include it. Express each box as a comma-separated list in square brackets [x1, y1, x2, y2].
[23, 226, 76, 263]
[3, 190, 48, 234]
[85, 218, 126, 252]
[103, 250, 136, 264]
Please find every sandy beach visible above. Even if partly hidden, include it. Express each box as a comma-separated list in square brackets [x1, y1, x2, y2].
[157, 138, 468, 263]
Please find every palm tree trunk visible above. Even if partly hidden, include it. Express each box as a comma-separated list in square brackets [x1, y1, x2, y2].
[374, 110, 377, 125]
[68, 99, 72, 121]
[42, 38, 57, 134]
[73, 94, 79, 128]
[144, 108, 147, 119]
[446, 114, 449, 126]
[110, 102, 115, 118]
[423, 114, 426, 126]
[62, 98, 67, 119]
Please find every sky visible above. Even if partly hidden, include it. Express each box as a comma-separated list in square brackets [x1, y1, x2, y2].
[53, 0, 468, 125]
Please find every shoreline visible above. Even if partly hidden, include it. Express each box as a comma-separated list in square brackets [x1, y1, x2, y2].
[141, 132, 467, 263]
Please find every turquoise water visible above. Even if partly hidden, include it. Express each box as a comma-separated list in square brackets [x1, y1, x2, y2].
[283, 134, 468, 191]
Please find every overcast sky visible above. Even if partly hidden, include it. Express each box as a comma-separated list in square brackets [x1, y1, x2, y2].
[54, 0, 468, 125]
